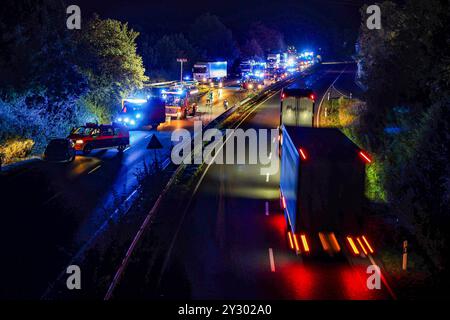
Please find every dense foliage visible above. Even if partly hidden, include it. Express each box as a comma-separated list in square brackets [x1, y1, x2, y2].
[0, 1, 147, 161]
[357, 0, 450, 269]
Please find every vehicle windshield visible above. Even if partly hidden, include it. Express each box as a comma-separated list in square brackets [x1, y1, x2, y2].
[71, 126, 98, 136]
[193, 66, 207, 73]
[165, 94, 183, 106]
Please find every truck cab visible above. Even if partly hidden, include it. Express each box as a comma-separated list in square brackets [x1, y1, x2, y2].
[163, 87, 198, 119]
[116, 97, 165, 129]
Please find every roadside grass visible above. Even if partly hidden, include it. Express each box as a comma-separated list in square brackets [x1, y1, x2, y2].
[321, 96, 437, 298]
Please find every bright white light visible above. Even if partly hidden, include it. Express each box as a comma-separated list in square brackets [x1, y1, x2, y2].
[117, 117, 123, 122]
[130, 119, 136, 125]
[124, 117, 130, 123]
[136, 113, 141, 119]
[76, 140, 84, 144]
[124, 98, 147, 104]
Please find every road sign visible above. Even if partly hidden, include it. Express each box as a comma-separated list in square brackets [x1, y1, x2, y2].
[177, 58, 187, 62]
[146, 134, 163, 149]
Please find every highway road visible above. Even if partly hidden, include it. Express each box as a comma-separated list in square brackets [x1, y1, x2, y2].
[155, 62, 394, 299]
[0, 85, 242, 299]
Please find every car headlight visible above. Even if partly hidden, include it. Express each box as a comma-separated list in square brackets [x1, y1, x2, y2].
[130, 119, 136, 125]
[76, 140, 84, 144]
[124, 117, 130, 123]
[117, 117, 123, 122]
[136, 113, 141, 119]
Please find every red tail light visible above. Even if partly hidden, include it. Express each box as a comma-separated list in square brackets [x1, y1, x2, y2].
[300, 234, 310, 253]
[362, 235, 374, 254]
[293, 234, 300, 252]
[356, 237, 368, 255]
[309, 94, 315, 101]
[299, 148, 307, 160]
[329, 232, 341, 252]
[346, 236, 360, 255]
[281, 196, 286, 209]
[287, 232, 294, 250]
[359, 151, 372, 163]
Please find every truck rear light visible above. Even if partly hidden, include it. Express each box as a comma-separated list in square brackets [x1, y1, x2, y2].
[293, 234, 300, 252]
[300, 234, 310, 252]
[329, 232, 341, 252]
[299, 148, 307, 160]
[319, 232, 330, 251]
[287, 232, 294, 250]
[356, 237, 368, 255]
[346, 236, 360, 255]
[359, 151, 372, 163]
[362, 235, 374, 254]
[309, 94, 315, 101]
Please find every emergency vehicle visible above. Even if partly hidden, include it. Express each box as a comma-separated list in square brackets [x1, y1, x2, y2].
[68, 123, 130, 154]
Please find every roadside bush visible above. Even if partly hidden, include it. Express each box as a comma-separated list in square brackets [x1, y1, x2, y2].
[0, 139, 34, 165]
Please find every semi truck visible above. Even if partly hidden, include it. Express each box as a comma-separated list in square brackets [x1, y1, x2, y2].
[279, 90, 374, 257]
[193, 61, 227, 83]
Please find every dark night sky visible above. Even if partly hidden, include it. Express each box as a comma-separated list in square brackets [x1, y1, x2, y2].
[72, 0, 370, 51]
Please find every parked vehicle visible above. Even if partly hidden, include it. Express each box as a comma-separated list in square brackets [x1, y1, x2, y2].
[116, 97, 166, 130]
[193, 61, 227, 83]
[68, 123, 130, 155]
[43, 138, 76, 162]
[163, 86, 199, 119]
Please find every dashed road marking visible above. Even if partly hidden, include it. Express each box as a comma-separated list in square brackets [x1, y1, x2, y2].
[88, 165, 101, 175]
[269, 248, 275, 272]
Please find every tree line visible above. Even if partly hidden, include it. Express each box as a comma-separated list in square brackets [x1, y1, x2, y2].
[0, 1, 284, 163]
[356, 0, 449, 272]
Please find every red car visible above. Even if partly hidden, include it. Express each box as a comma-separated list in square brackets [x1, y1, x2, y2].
[68, 123, 130, 154]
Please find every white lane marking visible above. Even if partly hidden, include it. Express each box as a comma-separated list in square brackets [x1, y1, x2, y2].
[125, 189, 138, 203]
[88, 165, 101, 175]
[266, 173, 270, 182]
[269, 248, 276, 272]
[265, 201, 269, 216]
[269, 152, 272, 159]
[315, 66, 346, 127]
[42, 191, 62, 206]
[124, 147, 131, 152]
[144, 134, 152, 139]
